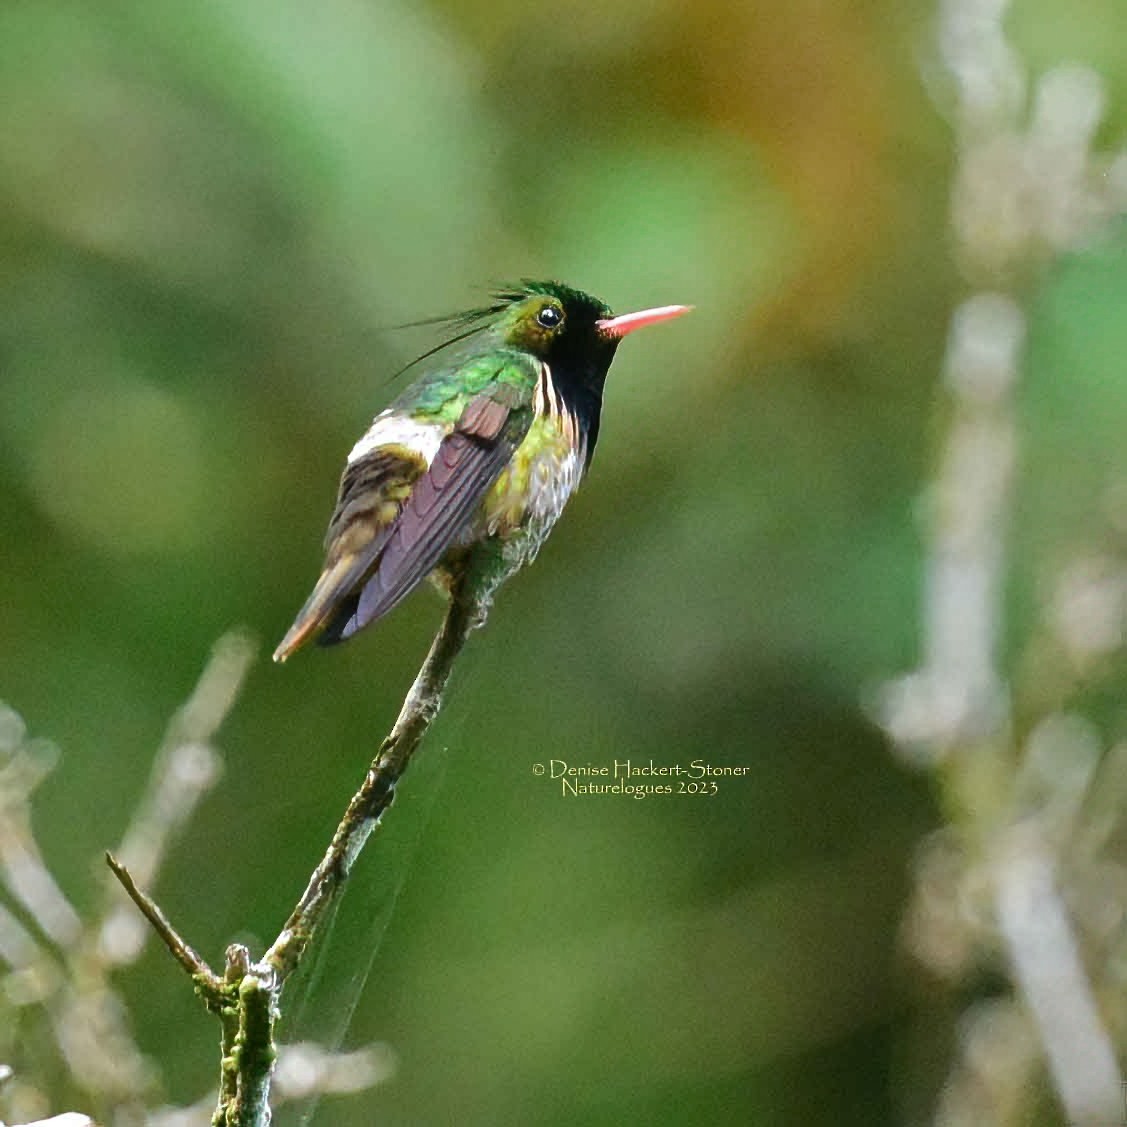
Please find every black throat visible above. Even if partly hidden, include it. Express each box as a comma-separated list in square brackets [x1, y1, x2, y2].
[544, 342, 618, 468]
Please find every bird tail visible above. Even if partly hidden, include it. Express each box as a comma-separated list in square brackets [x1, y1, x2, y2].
[273, 555, 367, 662]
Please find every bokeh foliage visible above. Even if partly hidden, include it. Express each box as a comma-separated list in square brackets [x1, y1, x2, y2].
[3, 0, 1127, 1123]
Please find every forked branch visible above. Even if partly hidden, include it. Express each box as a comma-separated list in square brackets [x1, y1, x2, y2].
[107, 577, 482, 1126]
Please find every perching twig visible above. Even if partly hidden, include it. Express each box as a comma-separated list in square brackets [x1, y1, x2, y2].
[265, 577, 479, 980]
[109, 576, 483, 1126]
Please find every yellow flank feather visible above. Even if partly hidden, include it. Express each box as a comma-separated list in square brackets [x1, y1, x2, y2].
[481, 413, 583, 543]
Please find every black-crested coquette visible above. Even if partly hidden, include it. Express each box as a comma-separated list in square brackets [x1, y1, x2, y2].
[274, 281, 690, 662]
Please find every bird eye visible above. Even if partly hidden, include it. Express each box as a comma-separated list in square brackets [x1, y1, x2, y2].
[536, 305, 563, 329]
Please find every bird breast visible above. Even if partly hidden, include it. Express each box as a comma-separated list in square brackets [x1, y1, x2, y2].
[480, 409, 586, 557]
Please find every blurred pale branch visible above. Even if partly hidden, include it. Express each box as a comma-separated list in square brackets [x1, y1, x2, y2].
[882, 0, 1127, 1123]
[97, 633, 252, 970]
[0, 633, 392, 1127]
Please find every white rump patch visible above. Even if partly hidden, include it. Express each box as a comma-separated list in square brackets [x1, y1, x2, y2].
[347, 410, 446, 467]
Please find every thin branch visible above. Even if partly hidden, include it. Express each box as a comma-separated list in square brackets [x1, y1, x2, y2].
[0, 734, 83, 949]
[995, 828, 1123, 1123]
[109, 580, 483, 1126]
[265, 578, 480, 980]
[104, 852, 224, 1005]
[215, 946, 249, 1126]
[203, 580, 481, 1125]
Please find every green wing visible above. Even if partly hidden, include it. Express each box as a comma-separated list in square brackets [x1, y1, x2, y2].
[389, 344, 541, 422]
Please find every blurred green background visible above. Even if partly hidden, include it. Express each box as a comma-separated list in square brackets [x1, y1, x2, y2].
[4, 0, 1127, 1123]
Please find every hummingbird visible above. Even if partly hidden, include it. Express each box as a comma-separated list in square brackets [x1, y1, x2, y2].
[273, 281, 690, 663]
